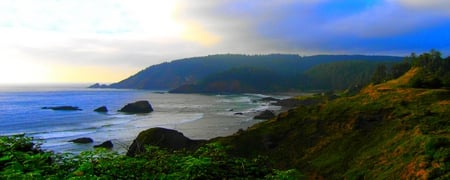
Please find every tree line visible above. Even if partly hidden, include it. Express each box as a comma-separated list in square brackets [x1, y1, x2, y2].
[371, 50, 450, 88]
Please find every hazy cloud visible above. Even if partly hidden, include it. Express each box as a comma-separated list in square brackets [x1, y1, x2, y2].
[0, 0, 448, 83]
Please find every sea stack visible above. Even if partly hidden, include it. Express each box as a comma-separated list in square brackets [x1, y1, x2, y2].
[94, 106, 108, 112]
[94, 140, 113, 149]
[119, 100, 153, 114]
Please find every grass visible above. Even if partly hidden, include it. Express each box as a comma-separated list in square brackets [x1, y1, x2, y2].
[215, 68, 450, 179]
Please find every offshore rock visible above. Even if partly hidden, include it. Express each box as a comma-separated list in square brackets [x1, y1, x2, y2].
[94, 106, 108, 112]
[69, 137, 93, 144]
[260, 97, 279, 102]
[42, 106, 82, 111]
[88, 83, 109, 88]
[94, 140, 113, 149]
[119, 100, 153, 114]
[127, 127, 206, 156]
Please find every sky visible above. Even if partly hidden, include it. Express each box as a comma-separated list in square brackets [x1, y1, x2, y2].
[0, 0, 449, 84]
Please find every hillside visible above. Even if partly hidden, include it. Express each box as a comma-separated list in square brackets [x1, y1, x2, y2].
[170, 67, 288, 93]
[101, 54, 401, 91]
[304, 60, 397, 90]
[171, 60, 398, 93]
[213, 67, 450, 179]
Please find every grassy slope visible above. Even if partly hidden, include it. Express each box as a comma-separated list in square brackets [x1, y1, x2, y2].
[215, 68, 450, 179]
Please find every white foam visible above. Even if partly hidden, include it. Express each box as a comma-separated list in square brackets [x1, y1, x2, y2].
[180, 113, 204, 123]
[33, 129, 96, 140]
[244, 93, 270, 98]
[218, 96, 252, 103]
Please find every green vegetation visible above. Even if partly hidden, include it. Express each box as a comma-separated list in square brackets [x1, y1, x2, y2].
[371, 49, 450, 89]
[212, 51, 450, 178]
[4, 51, 449, 179]
[304, 60, 393, 90]
[105, 54, 401, 92]
[171, 67, 290, 93]
[170, 58, 402, 93]
[408, 50, 450, 88]
[0, 135, 302, 179]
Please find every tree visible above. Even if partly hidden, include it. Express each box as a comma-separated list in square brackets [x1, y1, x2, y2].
[372, 64, 388, 84]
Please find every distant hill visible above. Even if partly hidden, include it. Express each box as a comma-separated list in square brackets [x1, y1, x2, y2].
[98, 54, 402, 92]
[170, 67, 288, 93]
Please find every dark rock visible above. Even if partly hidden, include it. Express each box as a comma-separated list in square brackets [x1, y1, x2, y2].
[89, 83, 109, 88]
[94, 106, 108, 112]
[119, 100, 153, 114]
[228, 108, 234, 111]
[127, 127, 206, 156]
[254, 110, 276, 119]
[94, 140, 113, 149]
[42, 106, 82, 111]
[234, 112, 244, 115]
[271, 98, 322, 107]
[69, 137, 93, 144]
[260, 97, 279, 102]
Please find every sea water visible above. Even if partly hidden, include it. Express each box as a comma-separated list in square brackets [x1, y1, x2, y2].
[0, 84, 283, 153]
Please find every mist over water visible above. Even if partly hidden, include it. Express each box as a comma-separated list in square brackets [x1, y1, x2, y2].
[0, 85, 283, 153]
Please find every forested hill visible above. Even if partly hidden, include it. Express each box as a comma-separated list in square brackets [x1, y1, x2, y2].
[213, 58, 450, 178]
[100, 54, 402, 91]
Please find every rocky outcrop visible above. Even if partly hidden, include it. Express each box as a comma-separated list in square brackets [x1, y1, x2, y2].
[94, 106, 108, 112]
[271, 98, 323, 108]
[42, 106, 82, 111]
[119, 100, 153, 114]
[89, 83, 109, 88]
[254, 110, 276, 119]
[69, 137, 93, 144]
[94, 140, 113, 149]
[127, 128, 206, 156]
[260, 97, 279, 102]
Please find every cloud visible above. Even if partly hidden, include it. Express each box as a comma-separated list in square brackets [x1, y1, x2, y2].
[0, 0, 449, 83]
[396, 0, 450, 13]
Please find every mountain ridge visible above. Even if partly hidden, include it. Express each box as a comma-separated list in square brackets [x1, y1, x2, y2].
[97, 54, 402, 92]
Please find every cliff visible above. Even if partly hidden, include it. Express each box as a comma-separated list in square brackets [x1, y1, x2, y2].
[213, 68, 450, 179]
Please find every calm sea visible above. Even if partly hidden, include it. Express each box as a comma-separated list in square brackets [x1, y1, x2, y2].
[0, 84, 282, 153]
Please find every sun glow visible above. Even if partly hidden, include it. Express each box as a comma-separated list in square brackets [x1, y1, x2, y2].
[0, 56, 51, 84]
[0, 0, 186, 84]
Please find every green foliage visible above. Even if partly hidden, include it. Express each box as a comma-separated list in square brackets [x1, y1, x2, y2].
[110, 53, 402, 92]
[371, 64, 388, 84]
[214, 78, 450, 178]
[0, 136, 299, 179]
[371, 60, 411, 85]
[304, 60, 392, 90]
[408, 50, 450, 88]
[0, 135, 60, 179]
[370, 50, 450, 89]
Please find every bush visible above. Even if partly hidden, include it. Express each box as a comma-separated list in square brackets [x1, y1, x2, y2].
[0, 136, 301, 179]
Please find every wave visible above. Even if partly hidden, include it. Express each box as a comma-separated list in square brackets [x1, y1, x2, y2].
[217, 96, 252, 103]
[180, 113, 204, 123]
[244, 93, 270, 98]
[32, 129, 97, 140]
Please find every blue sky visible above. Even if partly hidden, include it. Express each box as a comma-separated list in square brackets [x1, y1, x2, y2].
[0, 0, 449, 84]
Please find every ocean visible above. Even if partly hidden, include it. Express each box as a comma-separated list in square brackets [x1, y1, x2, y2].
[0, 84, 283, 154]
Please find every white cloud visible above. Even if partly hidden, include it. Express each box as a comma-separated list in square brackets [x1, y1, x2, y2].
[396, 0, 450, 13]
